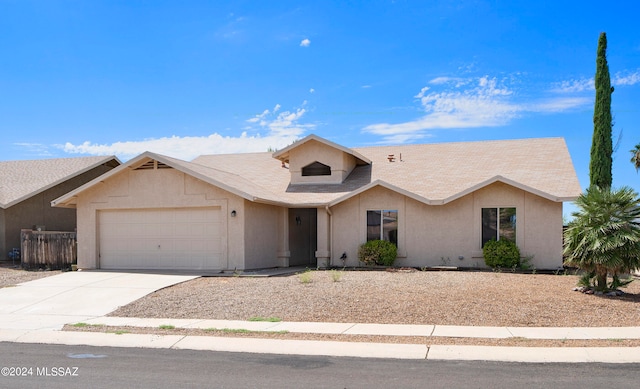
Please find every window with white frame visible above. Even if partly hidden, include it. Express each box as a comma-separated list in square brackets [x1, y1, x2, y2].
[481, 207, 516, 247]
[367, 210, 398, 246]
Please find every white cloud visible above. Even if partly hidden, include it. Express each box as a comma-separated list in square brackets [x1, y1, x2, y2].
[309, 88, 315, 93]
[363, 75, 590, 143]
[428, 77, 468, 87]
[414, 86, 429, 97]
[528, 97, 591, 113]
[550, 70, 640, 93]
[365, 76, 519, 138]
[59, 103, 313, 161]
[551, 78, 594, 93]
[60, 133, 301, 162]
[613, 70, 640, 86]
[379, 133, 431, 144]
[428, 77, 452, 85]
[300, 38, 310, 47]
[246, 108, 271, 123]
[361, 85, 372, 89]
[13, 143, 55, 157]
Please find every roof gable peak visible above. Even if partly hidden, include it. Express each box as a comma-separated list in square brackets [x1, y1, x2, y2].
[272, 134, 371, 165]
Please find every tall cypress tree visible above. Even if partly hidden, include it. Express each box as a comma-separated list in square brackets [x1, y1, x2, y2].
[589, 32, 614, 189]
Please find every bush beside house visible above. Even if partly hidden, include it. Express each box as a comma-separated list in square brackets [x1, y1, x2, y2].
[483, 239, 520, 269]
[358, 240, 397, 266]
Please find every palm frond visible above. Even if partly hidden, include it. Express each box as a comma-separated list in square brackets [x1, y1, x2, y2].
[563, 186, 640, 277]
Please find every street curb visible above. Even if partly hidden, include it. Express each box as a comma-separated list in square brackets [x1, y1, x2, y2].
[5, 331, 640, 363]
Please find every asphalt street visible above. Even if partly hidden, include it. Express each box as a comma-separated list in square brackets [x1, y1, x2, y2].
[2, 342, 639, 389]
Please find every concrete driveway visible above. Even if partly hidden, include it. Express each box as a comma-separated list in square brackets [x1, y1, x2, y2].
[0, 271, 198, 331]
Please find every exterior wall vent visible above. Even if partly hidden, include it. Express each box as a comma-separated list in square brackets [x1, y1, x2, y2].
[135, 161, 156, 170]
[134, 160, 172, 170]
[302, 161, 331, 176]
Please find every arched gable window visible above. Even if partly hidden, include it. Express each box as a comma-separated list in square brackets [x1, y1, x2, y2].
[301, 161, 331, 176]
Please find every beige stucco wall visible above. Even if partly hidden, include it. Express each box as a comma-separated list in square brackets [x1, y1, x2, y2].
[288, 140, 357, 184]
[315, 206, 331, 267]
[329, 182, 564, 270]
[75, 166, 246, 270]
[470, 182, 563, 269]
[331, 186, 408, 267]
[243, 200, 280, 269]
[71, 163, 565, 271]
[0, 210, 6, 261]
[521, 191, 563, 269]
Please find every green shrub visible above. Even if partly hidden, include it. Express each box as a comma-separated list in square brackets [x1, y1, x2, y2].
[298, 269, 313, 284]
[578, 271, 595, 288]
[358, 240, 397, 266]
[483, 239, 520, 269]
[330, 269, 343, 282]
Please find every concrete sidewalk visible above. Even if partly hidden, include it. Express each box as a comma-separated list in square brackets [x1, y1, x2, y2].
[72, 316, 640, 340]
[0, 271, 198, 330]
[2, 323, 640, 363]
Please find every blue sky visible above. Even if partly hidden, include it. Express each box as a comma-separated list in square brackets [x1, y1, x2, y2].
[1, 1, 639, 215]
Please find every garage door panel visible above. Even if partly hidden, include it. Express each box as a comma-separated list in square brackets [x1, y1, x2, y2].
[190, 224, 221, 237]
[135, 239, 161, 251]
[174, 240, 194, 251]
[203, 223, 220, 235]
[99, 207, 224, 270]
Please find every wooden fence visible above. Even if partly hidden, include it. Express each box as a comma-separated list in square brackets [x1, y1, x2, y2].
[20, 229, 77, 270]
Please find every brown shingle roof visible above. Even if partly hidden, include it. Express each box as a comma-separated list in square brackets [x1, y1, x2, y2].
[53, 137, 581, 208]
[350, 137, 581, 203]
[0, 156, 120, 208]
[189, 137, 581, 205]
[160, 154, 283, 202]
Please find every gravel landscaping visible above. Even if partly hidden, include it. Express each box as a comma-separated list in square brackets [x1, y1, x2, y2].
[0, 263, 61, 287]
[5, 263, 639, 346]
[109, 269, 640, 328]
[4, 264, 638, 328]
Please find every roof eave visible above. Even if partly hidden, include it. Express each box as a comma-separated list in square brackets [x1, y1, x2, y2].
[329, 180, 435, 207]
[556, 196, 580, 202]
[441, 175, 578, 204]
[7, 155, 119, 209]
[252, 197, 302, 207]
[51, 197, 78, 209]
[326, 176, 578, 209]
[52, 152, 272, 208]
[53, 154, 150, 208]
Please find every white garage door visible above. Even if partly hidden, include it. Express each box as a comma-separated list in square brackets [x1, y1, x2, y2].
[98, 208, 224, 270]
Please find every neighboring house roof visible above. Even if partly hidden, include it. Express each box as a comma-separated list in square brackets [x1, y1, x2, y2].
[0, 156, 121, 208]
[52, 137, 582, 209]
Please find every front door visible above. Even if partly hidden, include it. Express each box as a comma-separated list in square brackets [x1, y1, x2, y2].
[288, 208, 317, 266]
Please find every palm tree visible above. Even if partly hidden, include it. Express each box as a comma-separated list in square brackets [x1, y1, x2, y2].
[631, 143, 640, 171]
[563, 186, 640, 291]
